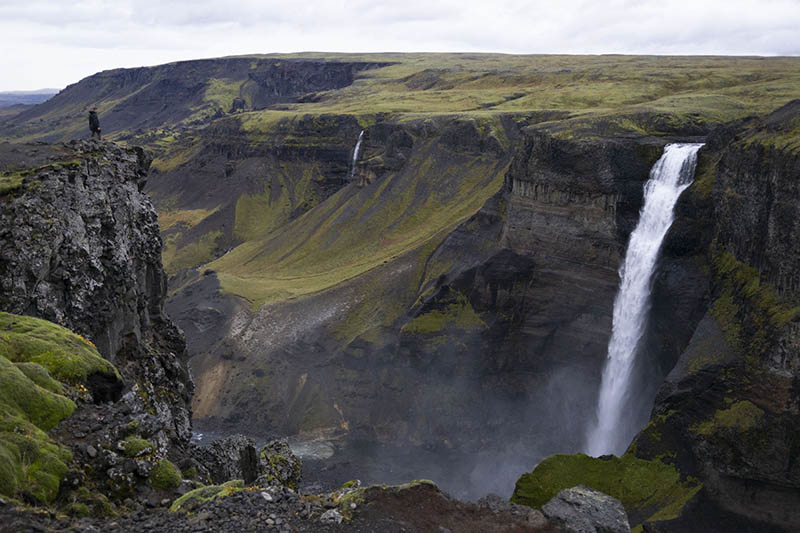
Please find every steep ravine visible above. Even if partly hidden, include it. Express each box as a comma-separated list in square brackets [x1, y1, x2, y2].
[0, 140, 580, 532]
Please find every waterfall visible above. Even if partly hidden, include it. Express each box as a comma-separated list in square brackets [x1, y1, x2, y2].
[349, 130, 364, 180]
[586, 143, 703, 457]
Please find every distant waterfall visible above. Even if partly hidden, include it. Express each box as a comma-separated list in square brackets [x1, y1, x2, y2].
[586, 143, 703, 457]
[349, 130, 364, 180]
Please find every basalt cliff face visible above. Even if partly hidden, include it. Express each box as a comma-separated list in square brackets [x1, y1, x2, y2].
[0, 140, 192, 447]
[513, 101, 800, 532]
[631, 101, 800, 530]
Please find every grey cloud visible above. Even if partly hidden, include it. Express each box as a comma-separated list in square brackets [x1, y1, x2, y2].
[1, 0, 799, 90]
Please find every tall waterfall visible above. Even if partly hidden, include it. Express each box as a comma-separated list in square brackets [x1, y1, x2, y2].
[586, 143, 703, 457]
[349, 130, 364, 180]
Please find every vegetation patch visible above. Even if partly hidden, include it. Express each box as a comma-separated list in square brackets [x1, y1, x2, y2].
[0, 312, 120, 385]
[121, 437, 154, 458]
[401, 293, 486, 334]
[511, 453, 701, 525]
[162, 229, 223, 276]
[693, 400, 764, 436]
[211, 131, 509, 310]
[710, 248, 800, 363]
[170, 479, 243, 512]
[0, 314, 123, 503]
[149, 458, 182, 490]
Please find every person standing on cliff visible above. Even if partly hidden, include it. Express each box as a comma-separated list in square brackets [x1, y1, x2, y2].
[88, 107, 101, 139]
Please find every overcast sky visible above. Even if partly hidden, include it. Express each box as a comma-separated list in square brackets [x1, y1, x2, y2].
[1, 0, 798, 91]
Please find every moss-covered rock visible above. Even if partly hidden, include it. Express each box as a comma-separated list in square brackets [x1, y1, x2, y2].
[149, 459, 182, 490]
[511, 453, 701, 526]
[0, 314, 125, 503]
[0, 355, 75, 431]
[169, 479, 243, 512]
[0, 312, 121, 385]
[120, 437, 154, 458]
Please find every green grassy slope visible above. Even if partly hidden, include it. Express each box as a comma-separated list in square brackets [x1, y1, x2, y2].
[209, 115, 512, 310]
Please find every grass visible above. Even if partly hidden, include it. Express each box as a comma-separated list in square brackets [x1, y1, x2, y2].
[401, 292, 486, 334]
[170, 479, 243, 512]
[511, 453, 702, 526]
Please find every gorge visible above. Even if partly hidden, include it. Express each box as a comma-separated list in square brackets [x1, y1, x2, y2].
[0, 53, 799, 532]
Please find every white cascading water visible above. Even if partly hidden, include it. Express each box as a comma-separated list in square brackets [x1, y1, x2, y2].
[349, 130, 364, 180]
[586, 143, 704, 457]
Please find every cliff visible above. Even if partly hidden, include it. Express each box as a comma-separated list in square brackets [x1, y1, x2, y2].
[511, 101, 800, 532]
[631, 100, 800, 530]
[0, 140, 192, 445]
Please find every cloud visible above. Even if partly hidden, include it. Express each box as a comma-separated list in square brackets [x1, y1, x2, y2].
[0, 0, 798, 90]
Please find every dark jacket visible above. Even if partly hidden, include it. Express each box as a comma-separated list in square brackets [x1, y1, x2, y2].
[88, 111, 100, 130]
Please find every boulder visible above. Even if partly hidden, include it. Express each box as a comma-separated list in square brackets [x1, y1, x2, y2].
[542, 485, 630, 533]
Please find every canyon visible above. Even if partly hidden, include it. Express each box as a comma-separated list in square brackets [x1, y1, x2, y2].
[1, 53, 799, 531]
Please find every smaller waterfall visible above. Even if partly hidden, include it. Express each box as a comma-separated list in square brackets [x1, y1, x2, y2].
[349, 130, 364, 180]
[586, 143, 703, 457]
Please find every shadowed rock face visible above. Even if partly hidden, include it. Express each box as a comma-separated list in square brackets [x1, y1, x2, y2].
[0, 140, 192, 447]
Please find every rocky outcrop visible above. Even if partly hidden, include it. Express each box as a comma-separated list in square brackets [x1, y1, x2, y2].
[542, 486, 630, 533]
[0, 140, 207, 516]
[0, 140, 192, 449]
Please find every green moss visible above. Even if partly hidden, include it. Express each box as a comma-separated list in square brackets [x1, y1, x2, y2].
[0, 356, 75, 431]
[0, 428, 72, 503]
[65, 502, 90, 517]
[169, 479, 244, 512]
[511, 453, 701, 525]
[0, 172, 27, 195]
[693, 400, 764, 436]
[0, 312, 120, 385]
[181, 466, 198, 480]
[0, 383, 74, 503]
[402, 292, 486, 334]
[149, 459, 182, 490]
[13, 362, 64, 395]
[121, 437, 154, 458]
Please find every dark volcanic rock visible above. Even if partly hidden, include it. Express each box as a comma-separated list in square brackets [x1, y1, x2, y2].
[0, 140, 192, 448]
[541, 486, 630, 533]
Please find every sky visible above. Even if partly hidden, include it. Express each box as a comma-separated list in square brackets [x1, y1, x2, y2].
[1, 0, 799, 91]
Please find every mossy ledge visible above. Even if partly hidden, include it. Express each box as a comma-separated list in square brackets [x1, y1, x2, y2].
[511, 453, 701, 527]
[0, 313, 125, 503]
